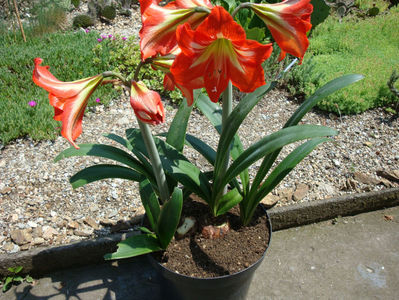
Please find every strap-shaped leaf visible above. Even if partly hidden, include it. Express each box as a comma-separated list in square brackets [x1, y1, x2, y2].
[248, 74, 364, 201]
[104, 234, 162, 260]
[285, 74, 364, 128]
[215, 187, 243, 216]
[55, 144, 148, 175]
[185, 134, 216, 165]
[69, 164, 144, 189]
[127, 128, 212, 201]
[214, 82, 275, 178]
[104, 133, 152, 170]
[242, 138, 329, 224]
[217, 125, 337, 192]
[166, 92, 197, 152]
[157, 187, 183, 249]
[139, 179, 161, 233]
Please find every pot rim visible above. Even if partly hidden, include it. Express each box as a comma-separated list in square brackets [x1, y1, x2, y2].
[148, 204, 272, 280]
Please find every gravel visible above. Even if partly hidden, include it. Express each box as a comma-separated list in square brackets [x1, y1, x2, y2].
[1, 6, 398, 254]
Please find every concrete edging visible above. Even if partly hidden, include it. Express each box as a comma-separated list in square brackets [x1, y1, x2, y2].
[0, 188, 398, 277]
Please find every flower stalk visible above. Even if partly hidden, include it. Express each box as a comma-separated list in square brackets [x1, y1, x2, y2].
[221, 81, 233, 195]
[138, 120, 170, 204]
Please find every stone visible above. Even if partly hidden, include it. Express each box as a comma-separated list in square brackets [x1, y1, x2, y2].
[110, 220, 131, 233]
[278, 188, 294, 201]
[74, 228, 93, 237]
[11, 214, 19, 222]
[100, 219, 117, 226]
[32, 237, 45, 245]
[318, 183, 336, 195]
[67, 221, 80, 229]
[42, 226, 58, 240]
[353, 172, 380, 185]
[3, 242, 19, 253]
[27, 221, 38, 228]
[261, 194, 279, 208]
[293, 184, 309, 201]
[10, 229, 32, 245]
[0, 187, 12, 194]
[84, 217, 99, 230]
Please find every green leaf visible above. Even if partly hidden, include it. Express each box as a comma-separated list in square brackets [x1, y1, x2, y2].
[196, 92, 250, 194]
[219, 125, 337, 191]
[139, 179, 161, 233]
[104, 234, 162, 260]
[127, 129, 212, 201]
[248, 74, 364, 203]
[8, 266, 23, 274]
[25, 275, 33, 283]
[69, 164, 144, 188]
[215, 188, 243, 216]
[139, 227, 153, 234]
[157, 187, 183, 249]
[2, 277, 12, 292]
[242, 138, 329, 224]
[285, 74, 364, 128]
[12, 276, 23, 283]
[185, 134, 216, 165]
[55, 144, 149, 176]
[246, 27, 266, 41]
[166, 94, 195, 152]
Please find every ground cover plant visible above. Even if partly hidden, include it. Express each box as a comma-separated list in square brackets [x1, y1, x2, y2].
[0, 30, 118, 145]
[286, 5, 399, 114]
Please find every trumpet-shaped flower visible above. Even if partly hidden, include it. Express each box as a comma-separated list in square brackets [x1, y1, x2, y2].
[130, 81, 165, 125]
[32, 58, 103, 149]
[250, 0, 313, 62]
[170, 6, 273, 103]
[139, 0, 213, 60]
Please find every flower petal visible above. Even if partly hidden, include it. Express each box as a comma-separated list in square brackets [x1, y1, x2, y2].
[250, 0, 313, 62]
[130, 81, 165, 125]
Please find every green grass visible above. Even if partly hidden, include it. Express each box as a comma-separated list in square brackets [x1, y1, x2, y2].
[0, 30, 119, 145]
[289, 6, 399, 114]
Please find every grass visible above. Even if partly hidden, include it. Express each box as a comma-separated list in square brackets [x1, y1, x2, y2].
[289, 6, 399, 114]
[0, 30, 119, 145]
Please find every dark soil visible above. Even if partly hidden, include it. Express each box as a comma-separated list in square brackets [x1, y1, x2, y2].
[152, 196, 270, 278]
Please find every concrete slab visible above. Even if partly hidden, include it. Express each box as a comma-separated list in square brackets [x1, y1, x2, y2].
[2, 207, 398, 299]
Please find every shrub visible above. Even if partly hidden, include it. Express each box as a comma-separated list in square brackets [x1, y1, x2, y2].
[101, 5, 117, 20]
[29, 1, 69, 36]
[286, 6, 399, 114]
[0, 31, 118, 145]
[73, 14, 95, 28]
[71, 0, 81, 9]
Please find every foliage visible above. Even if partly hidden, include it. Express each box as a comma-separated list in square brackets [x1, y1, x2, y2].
[355, 0, 390, 12]
[98, 37, 182, 104]
[71, 0, 81, 8]
[73, 14, 95, 28]
[286, 7, 399, 114]
[27, 0, 69, 36]
[1, 266, 33, 293]
[101, 5, 117, 19]
[0, 31, 118, 145]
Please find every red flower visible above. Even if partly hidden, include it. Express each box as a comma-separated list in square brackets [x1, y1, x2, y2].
[250, 0, 313, 62]
[32, 58, 103, 149]
[170, 6, 273, 103]
[139, 0, 213, 60]
[130, 81, 165, 125]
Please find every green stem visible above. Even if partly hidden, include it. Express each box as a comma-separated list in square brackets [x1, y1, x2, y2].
[231, 3, 252, 19]
[138, 121, 170, 204]
[220, 81, 233, 195]
[102, 71, 130, 88]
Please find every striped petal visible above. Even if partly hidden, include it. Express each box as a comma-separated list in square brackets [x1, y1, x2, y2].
[250, 0, 313, 62]
[139, 0, 212, 60]
[32, 58, 103, 149]
[170, 6, 272, 103]
[130, 81, 165, 125]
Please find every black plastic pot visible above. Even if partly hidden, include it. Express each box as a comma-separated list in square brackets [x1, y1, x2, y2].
[148, 209, 272, 300]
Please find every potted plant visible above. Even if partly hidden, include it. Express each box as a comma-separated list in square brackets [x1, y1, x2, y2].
[32, 0, 363, 298]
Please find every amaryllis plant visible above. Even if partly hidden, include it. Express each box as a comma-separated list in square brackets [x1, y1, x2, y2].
[33, 0, 362, 258]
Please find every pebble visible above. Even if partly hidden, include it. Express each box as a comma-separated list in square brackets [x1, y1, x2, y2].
[0, 6, 398, 254]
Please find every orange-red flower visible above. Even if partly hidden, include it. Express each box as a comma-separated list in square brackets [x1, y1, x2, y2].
[130, 81, 165, 125]
[170, 6, 273, 103]
[250, 0, 313, 62]
[139, 0, 213, 60]
[32, 58, 103, 149]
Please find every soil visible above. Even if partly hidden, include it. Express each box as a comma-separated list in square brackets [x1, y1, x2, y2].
[152, 196, 271, 278]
